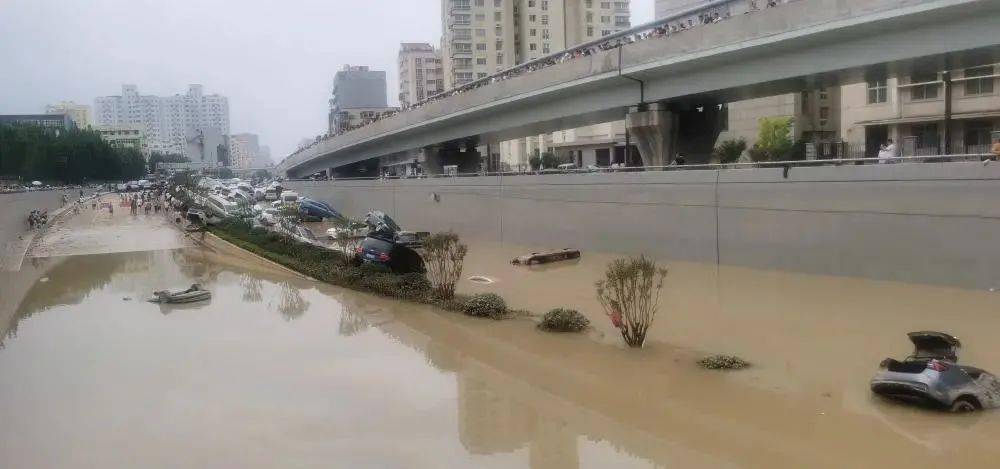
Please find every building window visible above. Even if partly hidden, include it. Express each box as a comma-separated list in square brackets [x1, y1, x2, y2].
[602, 30, 611, 36]
[965, 66, 995, 95]
[494, 11, 502, 21]
[543, 43, 550, 53]
[495, 40, 503, 49]
[475, 13, 485, 21]
[495, 25, 502, 36]
[529, 14, 536, 22]
[474, 0, 484, 5]
[818, 87, 828, 100]
[529, 43, 537, 51]
[586, 12, 593, 22]
[476, 43, 487, 51]
[910, 71, 939, 100]
[476, 28, 486, 36]
[912, 123, 939, 152]
[541, 1, 549, 11]
[615, 16, 629, 27]
[801, 91, 810, 113]
[601, 2, 611, 8]
[456, 0, 472, 8]
[496, 53, 504, 63]
[819, 107, 829, 126]
[601, 15, 610, 23]
[529, 28, 536, 36]
[528, 0, 535, 6]
[585, 0, 592, 7]
[867, 79, 888, 104]
[477, 58, 487, 65]
[494, 0, 501, 6]
[478, 73, 488, 79]
[542, 29, 550, 39]
[541, 15, 548, 24]
[587, 25, 594, 36]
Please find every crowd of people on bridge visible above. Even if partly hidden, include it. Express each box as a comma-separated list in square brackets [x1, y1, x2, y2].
[281, 0, 795, 166]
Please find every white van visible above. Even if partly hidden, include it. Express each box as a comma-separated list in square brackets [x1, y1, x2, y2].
[280, 191, 300, 205]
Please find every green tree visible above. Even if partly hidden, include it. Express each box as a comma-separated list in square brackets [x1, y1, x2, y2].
[0, 124, 145, 182]
[540, 151, 560, 169]
[748, 117, 794, 162]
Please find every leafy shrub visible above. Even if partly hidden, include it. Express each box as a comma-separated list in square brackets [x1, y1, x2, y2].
[596, 256, 668, 348]
[358, 262, 390, 275]
[423, 232, 467, 299]
[538, 308, 590, 332]
[463, 293, 507, 319]
[713, 138, 747, 164]
[698, 355, 750, 370]
[395, 272, 432, 299]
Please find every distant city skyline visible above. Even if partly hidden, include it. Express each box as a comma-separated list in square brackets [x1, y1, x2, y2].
[0, 0, 655, 160]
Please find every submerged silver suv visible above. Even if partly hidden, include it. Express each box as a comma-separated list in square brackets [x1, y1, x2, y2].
[871, 331, 1000, 412]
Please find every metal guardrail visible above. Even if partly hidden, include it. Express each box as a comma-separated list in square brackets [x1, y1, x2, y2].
[284, 154, 996, 183]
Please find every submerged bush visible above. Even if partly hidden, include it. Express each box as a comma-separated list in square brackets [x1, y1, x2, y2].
[463, 293, 507, 319]
[538, 308, 590, 332]
[423, 231, 467, 299]
[596, 256, 668, 348]
[698, 355, 750, 370]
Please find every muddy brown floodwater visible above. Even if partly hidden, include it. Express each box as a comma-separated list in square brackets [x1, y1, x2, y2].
[2, 197, 1000, 468]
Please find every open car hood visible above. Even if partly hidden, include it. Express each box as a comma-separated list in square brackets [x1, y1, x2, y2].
[907, 331, 961, 361]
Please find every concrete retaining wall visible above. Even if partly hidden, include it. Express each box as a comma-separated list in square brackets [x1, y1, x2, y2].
[289, 162, 1000, 290]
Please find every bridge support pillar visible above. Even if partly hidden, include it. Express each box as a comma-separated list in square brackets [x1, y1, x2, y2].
[420, 145, 444, 175]
[626, 103, 675, 168]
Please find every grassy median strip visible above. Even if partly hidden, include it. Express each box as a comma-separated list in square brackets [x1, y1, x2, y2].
[206, 220, 486, 313]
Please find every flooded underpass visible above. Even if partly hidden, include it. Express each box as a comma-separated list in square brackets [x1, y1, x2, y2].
[3, 198, 1000, 467]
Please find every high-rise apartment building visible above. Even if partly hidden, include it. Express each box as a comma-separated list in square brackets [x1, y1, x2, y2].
[439, 0, 632, 170]
[399, 43, 444, 108]
[329, 65, 396, 135]
[441, 0, 630, 90]
[230, 133, 261, 169]
[45, 101, 92, 129]
[440, 0, 517, 89]
[94, 84, 230, 156]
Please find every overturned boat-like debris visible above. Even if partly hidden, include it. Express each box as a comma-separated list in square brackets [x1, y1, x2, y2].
[149, 284, 212, 304]
[511, 249, 581, 266]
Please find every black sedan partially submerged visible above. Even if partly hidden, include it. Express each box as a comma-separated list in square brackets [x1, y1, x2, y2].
[871, 331, 1000, 412]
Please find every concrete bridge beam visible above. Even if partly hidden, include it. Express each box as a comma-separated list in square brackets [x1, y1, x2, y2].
[626, 103, 675, 167]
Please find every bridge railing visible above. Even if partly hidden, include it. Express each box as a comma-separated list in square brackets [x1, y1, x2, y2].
[286, 154, 996, 183]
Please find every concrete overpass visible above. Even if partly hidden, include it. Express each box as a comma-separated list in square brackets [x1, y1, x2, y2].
[279, 0, 1000, 178]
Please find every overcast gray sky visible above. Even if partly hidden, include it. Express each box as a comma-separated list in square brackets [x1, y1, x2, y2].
[0, 0, 655, 161]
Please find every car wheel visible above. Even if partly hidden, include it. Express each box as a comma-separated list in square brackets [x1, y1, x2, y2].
[950, 396, 981, 413]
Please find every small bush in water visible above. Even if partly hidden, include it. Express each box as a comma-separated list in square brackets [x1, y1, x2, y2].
[463, 293, 507, 319]
[698, 355, 750, 370]
[423, 231, 467, 299]
[538, 308, 590, 332]
[595, 256, 668, 348]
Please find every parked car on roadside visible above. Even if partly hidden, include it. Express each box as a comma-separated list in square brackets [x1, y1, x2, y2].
[871, 331, 1000, 412]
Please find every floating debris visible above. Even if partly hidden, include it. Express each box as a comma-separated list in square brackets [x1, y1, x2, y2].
[39, 277, 49, 283]
[511, 248, 581, 266]
[467, 275, 494, 284]
[698, 355, 750, 370]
